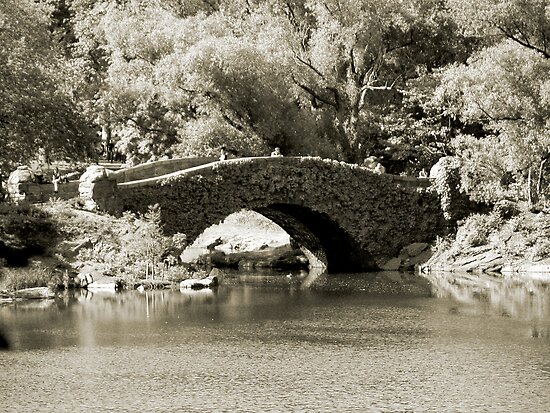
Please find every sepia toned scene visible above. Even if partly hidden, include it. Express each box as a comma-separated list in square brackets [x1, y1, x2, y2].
[1, 1, 549, 412]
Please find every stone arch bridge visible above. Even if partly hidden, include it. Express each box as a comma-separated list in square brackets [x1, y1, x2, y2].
[86, 157, 445, 273]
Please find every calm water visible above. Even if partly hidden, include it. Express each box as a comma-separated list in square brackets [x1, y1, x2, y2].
[1, 270, 550, 413]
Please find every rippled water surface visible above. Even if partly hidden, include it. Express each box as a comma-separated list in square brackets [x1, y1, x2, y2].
[1, 271, 550, 412]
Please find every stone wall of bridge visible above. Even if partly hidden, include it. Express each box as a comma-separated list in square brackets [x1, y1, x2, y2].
[117, 157, 445, 273]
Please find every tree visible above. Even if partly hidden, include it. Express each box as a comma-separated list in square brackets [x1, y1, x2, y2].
[276, 0, 475, 162]
[434, 40, 550, 202]
[0, 0, 97, 170]
[90, 0, 475, 164]
[93, 1, 327, 164]
[430, 1, 550, 202]
[447, 0, 550, 57]
[121, 205, 169, 279]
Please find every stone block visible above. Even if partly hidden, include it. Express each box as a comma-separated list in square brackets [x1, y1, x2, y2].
[380, 257, 402, 271]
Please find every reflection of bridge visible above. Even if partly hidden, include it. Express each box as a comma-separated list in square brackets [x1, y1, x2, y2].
[92, 157, 445, 273]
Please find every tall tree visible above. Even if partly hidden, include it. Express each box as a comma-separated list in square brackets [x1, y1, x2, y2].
[278, 0, 473, 162]
[435, 0, 550, 202]
[0, 0, 96, 170]
[94, 1, 325, 164]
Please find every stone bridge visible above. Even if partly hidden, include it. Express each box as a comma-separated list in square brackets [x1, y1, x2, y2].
[85, 156, 445, 273]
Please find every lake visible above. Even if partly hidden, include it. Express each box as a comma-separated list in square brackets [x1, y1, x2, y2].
[1, 270, 549, 412]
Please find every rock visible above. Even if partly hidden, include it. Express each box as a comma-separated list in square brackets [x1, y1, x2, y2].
[400, 242, 429, 258]
[451, 251, 504, 272]
[362, 156, 386, 174]
[79, 164, 111, 183]
[180, 247, 209, 264]
[7, 166, 36, 201]
[8, 166, 35, 184]
[209, 268, 225, 283]
[402, 249, 433, 269]
[75, 272, 95, 288]
[180, 275, 219, 289]
[13, 287, 55, 299]
[429, 156, 460, 179]
[184, 244, 308, 270]
[380, 257, 402, 271]
[86, 280, 122, 292]
[78, 167, 120, 214]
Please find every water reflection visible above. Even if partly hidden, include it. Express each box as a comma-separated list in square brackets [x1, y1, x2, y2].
[423, 271, 550, 341]
[2, 270, 550, 346]
[2, 269, 550, 412]
[423, 272, 550, 319]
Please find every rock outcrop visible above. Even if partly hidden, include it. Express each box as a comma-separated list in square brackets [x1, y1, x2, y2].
[379, 242, 432, 271]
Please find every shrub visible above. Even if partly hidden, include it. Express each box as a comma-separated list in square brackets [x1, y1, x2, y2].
[455, 213, 502, 249]
[120, 204, 170, 278]
[1, 266, 61, 290]
[531, 238, 550, 261]
[493, 199, 521, 219]
[0, 202, 57, 264]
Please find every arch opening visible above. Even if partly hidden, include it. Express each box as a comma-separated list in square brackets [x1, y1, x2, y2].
[179, 210, 308, 271]
[255, 204, 378, 274]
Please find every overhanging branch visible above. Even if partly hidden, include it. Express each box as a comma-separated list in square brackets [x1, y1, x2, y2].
[293, 54, 325, 79]
[292, 77, 338, 109]
[497, 25, 550, 59]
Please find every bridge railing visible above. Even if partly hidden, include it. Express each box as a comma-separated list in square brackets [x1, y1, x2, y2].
[111, 157, 217, 183]
[116, 156, 432, 190]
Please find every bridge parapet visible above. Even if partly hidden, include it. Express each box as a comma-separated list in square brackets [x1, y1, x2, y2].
[111, 157, 217, 183]
[118, 156, 432, 189]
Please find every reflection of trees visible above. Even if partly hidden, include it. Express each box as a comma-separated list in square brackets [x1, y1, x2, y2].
[68, 288, 229, 321]
[423, 272, 550, 322]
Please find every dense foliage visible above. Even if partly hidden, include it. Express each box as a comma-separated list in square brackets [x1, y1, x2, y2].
[0, 0, 98, 172]
[1, 0, 548, 203]
[0, 203, 57, 266]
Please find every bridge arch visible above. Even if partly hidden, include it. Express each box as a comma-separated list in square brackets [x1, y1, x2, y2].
[117, 157, 444, 273]
[254, 204, 376, 273]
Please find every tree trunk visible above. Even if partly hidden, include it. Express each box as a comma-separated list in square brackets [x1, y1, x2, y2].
[335, 102, 360, 163]
[528, 168, 533, 205]
[537, 158, 547, 199]
[101, 124, 111, 145]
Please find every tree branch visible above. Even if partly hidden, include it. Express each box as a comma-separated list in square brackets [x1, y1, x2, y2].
[474, 101, 525, 122]
[292, 77, 338, 109]
[326, 87, 340, 111]
[293, 54, 325, 78]
[496, 25, 550, 59]
[285, 2, 297, 27]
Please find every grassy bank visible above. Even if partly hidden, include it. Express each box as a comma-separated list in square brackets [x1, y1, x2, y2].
[0, 200, 293, 291]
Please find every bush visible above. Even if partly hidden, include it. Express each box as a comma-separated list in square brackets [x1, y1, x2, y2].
[455, 213, 502, 249]
[0, 202, 57, 264]
[493, 199, 521, 220]
[1, 266, 61, 290]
